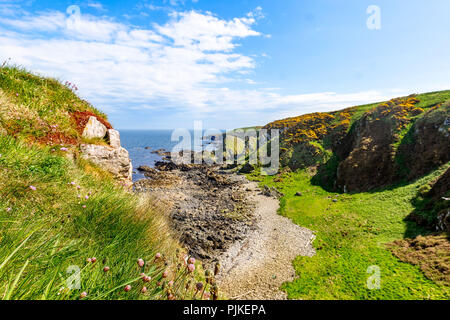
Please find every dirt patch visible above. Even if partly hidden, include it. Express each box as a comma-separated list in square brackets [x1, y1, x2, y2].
[388, 234, 450, 286]
[71, 110, 112, 134]
[33, 126, 78, 146]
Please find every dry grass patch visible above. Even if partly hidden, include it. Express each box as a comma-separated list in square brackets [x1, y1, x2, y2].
[388, 234, 450, 286]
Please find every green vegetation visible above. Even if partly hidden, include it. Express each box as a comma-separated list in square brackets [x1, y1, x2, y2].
[0, 65, 200, 300]
[0, 135, 185, 299]
[0, 65, 106, 146]
[249, 164, 450, 299]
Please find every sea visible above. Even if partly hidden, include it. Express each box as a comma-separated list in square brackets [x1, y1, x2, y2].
[120, 129, 219, 182]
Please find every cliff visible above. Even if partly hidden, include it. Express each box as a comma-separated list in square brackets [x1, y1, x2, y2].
[264, 91, 450, 193]
[0, 65, 189, 300]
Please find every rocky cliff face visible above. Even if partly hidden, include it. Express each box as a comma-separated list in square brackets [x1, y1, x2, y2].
[336, 100, 449, 192]
[408, 168, 450, 232]
[267, 93, 449, 193]
[79, 116, 132, 184]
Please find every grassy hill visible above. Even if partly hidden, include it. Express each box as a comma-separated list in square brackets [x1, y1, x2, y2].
[247, 90, 450, 299]
[0, 66, 197, 300]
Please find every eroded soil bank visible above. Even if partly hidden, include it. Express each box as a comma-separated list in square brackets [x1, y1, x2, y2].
[134, 161, 315, 299]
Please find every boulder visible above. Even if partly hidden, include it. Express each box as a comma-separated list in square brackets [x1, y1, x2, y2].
[80, 144, 132, 182]
[82, 116, 107, 139]
[107, 129, 121, 148]
[238, 163, 254, 174]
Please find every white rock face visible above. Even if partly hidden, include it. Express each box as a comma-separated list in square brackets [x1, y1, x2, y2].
[82, 116, 107, 139]
[107, 129, 121, 148]
[80, 144, 132, 182]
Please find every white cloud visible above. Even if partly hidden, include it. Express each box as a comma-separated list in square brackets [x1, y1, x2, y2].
[0, 6, 399, 128]
[87, 2, 106, 11]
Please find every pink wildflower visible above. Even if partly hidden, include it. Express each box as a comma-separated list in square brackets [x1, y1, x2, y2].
[29, 186, 36, 191]
[91, 257, 97, 263]
[124, 285, 131, 292]
[103, 266, 110, 272]
[80, 292, 87, 299]
[162, 271, 169, 278]
[137, 258, 145, 267]
[60, 147, 68, 152]
[188, 257, 195, 264]
[187, 264, 195, 273]
[6, 207, 11, 212]
[155, 252, 161, 259]
[86, 258, 92, 263]
[141, 286, 147, 293]
[85, 195, 89, 200]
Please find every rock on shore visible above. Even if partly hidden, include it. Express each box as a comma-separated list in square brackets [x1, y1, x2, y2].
[134, 162, 258, 263]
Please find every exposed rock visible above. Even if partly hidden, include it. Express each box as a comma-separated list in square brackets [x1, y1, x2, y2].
[137, 165, 158, 177]
[133, 165, 254, 263]
[399, 103, 450, 180]
[336, 99, 450, 192]
[107, 129, 121, 148]
[261, 185, 284, 199]
[80, 144, 132, 182]
[407, 168, 450, 231]
[82, 116, 107, 139]
[238, 163, 254, 174]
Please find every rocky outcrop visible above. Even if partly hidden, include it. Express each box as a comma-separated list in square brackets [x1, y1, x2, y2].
[267, 94, 449, 192]
[408, 168, 450, 232]
[335, 98, 449, 192]
[82, 116, 107, 139]
[399, 103, 450, 180]
[107, 129, 121, 148]
[134, 164, 256, 262]
[335, 108, 399, 192]
[80, 144, 132, 182]
[79, 118, 132, 184]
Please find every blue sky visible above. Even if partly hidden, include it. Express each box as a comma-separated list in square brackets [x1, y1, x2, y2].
[0, 0, 449, 129]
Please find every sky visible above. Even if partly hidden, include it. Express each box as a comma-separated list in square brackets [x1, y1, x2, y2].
[0, 0, 449, 130]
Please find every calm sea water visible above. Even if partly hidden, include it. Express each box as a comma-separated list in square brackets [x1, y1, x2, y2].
[120, 129, 218, 182]
[120, 130, 176, 181]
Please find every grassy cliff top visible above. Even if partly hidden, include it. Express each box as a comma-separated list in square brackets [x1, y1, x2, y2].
[0, 65, 111, 147]
[0, 66, 199, 300]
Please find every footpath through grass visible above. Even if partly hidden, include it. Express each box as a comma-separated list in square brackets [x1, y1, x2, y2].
[249, 165, 450, 300]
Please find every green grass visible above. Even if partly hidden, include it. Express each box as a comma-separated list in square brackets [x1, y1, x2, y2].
[0, 135, 195, 299]
[249, 164, 450, 300]
[0, 64, 206, 300]
[0, 65, 106, 143]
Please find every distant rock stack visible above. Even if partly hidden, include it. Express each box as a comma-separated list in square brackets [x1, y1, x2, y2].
[80, 116, 133, 185]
